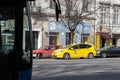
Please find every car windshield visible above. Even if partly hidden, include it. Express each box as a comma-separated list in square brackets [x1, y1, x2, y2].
[39, 45, 54, 50]
[63, 44, 73, 49]
[38, 45, 47, 49]
[39, 47, 45, 49]
[101, 46, 113, 50]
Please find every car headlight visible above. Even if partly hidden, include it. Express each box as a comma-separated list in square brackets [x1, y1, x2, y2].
[59, 50, 64, 53]
[97, 50, 101, 54]
[55, 50, 64, 54]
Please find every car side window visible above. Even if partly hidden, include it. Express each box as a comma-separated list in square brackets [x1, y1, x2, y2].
[46, 46, 54, 50]
[55, 46, 60, 49]
[118, 47, 120, 50]
[79, 44, 92, 49]
[110, 46, 116, 50]
[79, 44, 87, 48]
[108, 46, 115, 50]
[87, 45, 92, 48]
[115, 46, 120, 50]
[72, 45, 79, 49]
[112, 47, 115, 50]
[51, 46, 54, 50]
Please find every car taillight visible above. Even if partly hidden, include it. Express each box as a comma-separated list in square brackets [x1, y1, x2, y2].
[32, 51, 35, 54]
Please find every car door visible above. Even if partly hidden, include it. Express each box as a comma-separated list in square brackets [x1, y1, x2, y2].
[108, 46, 116, 57]
[114, 46, 120, 57]
[69, 45, 80, 58]
[78, 44, 88, 58]
[44, 46, 54, 57]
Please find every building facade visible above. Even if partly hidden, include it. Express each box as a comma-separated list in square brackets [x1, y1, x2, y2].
[30, 0, 120, 50]
[48, 21, 91, 46]
[94, 0, 120, 49]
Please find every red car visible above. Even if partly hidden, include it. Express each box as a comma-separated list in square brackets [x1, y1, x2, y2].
[33, 45, 63, 59]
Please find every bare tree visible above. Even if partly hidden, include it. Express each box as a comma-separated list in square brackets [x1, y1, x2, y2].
[60, 0, 96, 44]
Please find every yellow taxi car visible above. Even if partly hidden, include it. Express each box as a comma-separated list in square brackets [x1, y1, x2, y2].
[52, 43, 96, 59]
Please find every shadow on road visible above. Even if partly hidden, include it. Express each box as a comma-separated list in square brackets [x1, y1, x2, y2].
[32, 58, 120, 80]
[32, 72, 120, 80]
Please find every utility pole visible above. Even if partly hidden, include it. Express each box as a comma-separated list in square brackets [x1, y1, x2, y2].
[53, 0, 61, 21]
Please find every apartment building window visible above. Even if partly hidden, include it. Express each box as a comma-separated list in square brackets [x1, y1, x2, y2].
[113, 9, 119, 24]
[81, 33, 89, 43]
[45, 0, 48, 2]
[50, 0, 55, 9]
[29, 1, 36, 6]
[100, 8, 107, 24]
[84, 0, 94, 12]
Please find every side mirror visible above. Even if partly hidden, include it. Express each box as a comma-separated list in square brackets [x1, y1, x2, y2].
[69, 48, 74, 50]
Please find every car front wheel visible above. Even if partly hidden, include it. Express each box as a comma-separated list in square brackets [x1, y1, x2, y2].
[63, 53, 70, 60]
[36, 53, 42, 59]
[101, 53, 106, 58]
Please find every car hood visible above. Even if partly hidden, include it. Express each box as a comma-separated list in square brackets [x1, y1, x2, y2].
[33, 49, 45, 53]
[33, 49, 44, 51]
[54, 49, 65, 53]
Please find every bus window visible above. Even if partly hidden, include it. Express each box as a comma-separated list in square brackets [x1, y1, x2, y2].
[0, 7, 15, 55]
[22, 7, 31, 65]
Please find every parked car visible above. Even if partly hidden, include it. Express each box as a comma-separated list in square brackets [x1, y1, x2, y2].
[32, 45, 63, 59]
[52, 43, 96, 59]
[97, 45, 120, 58]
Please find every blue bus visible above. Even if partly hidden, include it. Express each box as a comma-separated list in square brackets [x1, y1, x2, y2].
[0, 0, 61, 80]
[0, 0, 34, 80]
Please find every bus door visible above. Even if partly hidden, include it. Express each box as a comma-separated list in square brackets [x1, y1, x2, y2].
[0, 0, 34, 80]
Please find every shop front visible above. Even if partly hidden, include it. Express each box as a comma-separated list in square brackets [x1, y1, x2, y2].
[95, 32, 112, 50]
[100, 33, 111, 47]
[48, 21, 91, 46]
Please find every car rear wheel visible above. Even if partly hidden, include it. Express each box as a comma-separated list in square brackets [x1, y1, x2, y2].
[63, 53, 70, 60]
[36, 53, 42, 59]
[88, 53, 94, 59]
[101, 53, 106, 58]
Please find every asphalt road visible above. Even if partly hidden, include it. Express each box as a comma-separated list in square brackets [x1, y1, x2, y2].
[32, 58, 120, 80]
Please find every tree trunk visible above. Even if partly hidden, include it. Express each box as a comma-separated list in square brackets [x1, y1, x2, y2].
[70, 32, 74, 44]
